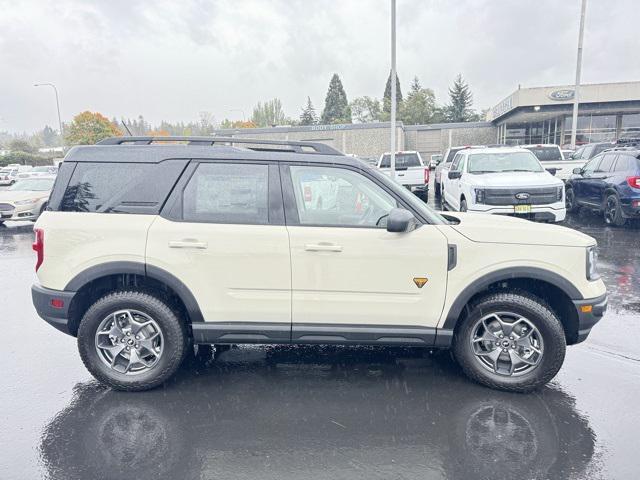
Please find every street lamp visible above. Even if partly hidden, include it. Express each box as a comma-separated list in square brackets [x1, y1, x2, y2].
[34, 83, 64, 144]
[570, 0, 587, 149]
[390, 0, 397, 180]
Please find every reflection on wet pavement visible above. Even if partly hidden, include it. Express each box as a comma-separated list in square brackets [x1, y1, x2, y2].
[0, 185, 638, 479]
[39, 347, 596, 480]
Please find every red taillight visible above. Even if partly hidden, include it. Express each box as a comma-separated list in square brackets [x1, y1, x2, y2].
[33, 228, 44, 272]
[424, 168, 430, 184]
[50, 298, 64, 309]
[627, 176, 640, 189]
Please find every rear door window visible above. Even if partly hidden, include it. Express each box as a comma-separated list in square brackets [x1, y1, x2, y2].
[59, 160, 186, 214]
[614, 155, 639, 172]
[596, 153, 617, 173]
[182, 163, 269, 224]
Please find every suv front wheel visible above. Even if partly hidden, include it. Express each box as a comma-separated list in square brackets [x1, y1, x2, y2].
[77, 291, 188, 391]
[452, 291, 566, 392]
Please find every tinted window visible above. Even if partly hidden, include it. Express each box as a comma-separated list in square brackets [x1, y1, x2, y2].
[582, 157, 601, 174]
[614, 155, 640, 172]
[523, 146, 562, 161]
[183, 163, 269, 224]
[445, 148, 462, 164]
[379, 153, 421, 169]
[581, 145, 595, 159]
[60, 160, 186, 214]
[289, 166, 397, 227]
[596, 154, 617, 172]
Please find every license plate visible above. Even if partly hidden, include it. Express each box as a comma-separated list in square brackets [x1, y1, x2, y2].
[514, 204, 532, 214]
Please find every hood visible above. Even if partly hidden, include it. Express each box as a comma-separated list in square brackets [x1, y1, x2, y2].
[443, 212, 595, 247]
[0, 190, 49, 203]
[468, 171, 562, 188]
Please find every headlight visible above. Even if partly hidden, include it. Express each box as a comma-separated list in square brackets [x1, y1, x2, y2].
[14, 199, 37, 205]
[586, 246, 599, 280]
[475, 188, 485, 204]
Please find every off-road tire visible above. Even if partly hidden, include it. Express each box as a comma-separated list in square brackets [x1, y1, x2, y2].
[77, 290, 188, 391]
[452, 290, 566, 393]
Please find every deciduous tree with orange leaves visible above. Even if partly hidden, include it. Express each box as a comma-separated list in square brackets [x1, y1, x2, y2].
[65, 111, 123, 145]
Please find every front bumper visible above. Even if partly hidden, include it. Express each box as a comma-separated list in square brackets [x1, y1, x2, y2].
[468, 203, 566, 222]
[32, 284, 77, 336]
[0, 203, 41, 221]
[573, 293, 607, 343]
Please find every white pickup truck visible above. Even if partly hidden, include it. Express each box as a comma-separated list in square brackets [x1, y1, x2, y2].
[521, 144, 586, 182]
[377, 151, 429, 200]
[442, 147, 566, 223]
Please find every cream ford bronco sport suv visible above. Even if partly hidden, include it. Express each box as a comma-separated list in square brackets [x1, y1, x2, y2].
[31, 137, 607, 392]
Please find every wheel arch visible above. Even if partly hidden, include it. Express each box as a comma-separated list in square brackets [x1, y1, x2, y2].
[441, 267, 583, 345]
[65, 262, 204, 336]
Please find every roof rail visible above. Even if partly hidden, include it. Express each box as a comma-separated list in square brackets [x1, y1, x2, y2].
[97, 136, 343, 155]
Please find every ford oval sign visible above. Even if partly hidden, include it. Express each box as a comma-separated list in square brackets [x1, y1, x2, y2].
[515, 192, 530, 200]
[549, 89, 575, 101]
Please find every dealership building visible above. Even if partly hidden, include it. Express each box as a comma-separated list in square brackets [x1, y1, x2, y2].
[487, 81, 640, 146]
[214, 80, 640, 160]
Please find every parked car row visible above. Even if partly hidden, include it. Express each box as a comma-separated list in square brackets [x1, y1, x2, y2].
[0, 176, 56, 225]
[0, 163, 58, 186]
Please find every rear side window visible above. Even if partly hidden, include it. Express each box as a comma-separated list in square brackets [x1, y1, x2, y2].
[445, 148, 461, 164]
[59, 160, 186, 214]
[524, 146, 562, 161]
[614, 155, 640, 172]
[182, 163, 269, 224]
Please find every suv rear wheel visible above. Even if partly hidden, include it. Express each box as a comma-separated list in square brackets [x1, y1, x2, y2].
[77, 291, 188, 391]
[452, 291, 566, 392]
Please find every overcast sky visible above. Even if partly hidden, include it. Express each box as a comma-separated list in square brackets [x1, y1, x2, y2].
[1, 0, 639, 133]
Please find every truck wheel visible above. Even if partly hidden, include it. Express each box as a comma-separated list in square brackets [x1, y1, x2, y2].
[435, 182, 441, 197]
[603, 194, 626, 227]
[77, 291, 188, 391]
[452, 291, 566, 392]
[565, 187, 580, 213]
[460, 198, 468, 212]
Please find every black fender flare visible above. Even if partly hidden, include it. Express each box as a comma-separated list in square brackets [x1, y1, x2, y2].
[441, 267, 583, 331]
[65, 261, 204, 323]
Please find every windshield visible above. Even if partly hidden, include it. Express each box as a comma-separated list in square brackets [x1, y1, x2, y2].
[9, 178, 55, 191]
[380, 153, 421, 169]
[468, 151, 544, 173]
[523, 146, 563, 161]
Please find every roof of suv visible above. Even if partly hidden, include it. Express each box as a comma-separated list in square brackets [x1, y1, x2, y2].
[64, 136, 358, 167]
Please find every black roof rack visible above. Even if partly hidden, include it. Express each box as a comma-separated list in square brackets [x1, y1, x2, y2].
[97, 136, 343, 155]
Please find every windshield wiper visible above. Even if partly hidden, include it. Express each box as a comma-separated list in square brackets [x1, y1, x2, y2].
[469, 170, 498, 174]
[501, 169, 537, 172]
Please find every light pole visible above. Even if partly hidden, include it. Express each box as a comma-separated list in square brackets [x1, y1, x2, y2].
[34, 83, 64, 144]
[390, 0, 397, 180]
[570, 0, 587, 149]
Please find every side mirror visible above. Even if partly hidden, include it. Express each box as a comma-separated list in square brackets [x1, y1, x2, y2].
[386, 208, 417, 233]
[545, 168, 557, 176]
[572, 167, 582, 175]
[448, 170, 462, 180]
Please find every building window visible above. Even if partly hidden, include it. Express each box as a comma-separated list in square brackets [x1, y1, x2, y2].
[621, 114, 640, 140]
[564, 114, 617, 144]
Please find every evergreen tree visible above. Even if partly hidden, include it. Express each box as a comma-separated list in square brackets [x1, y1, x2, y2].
[299, 97, 318, 125]
[444, 74, 479, 122]
[382, 70, 403, 116]
[321, 74, 351, 124]
[400, 76, 437, 125]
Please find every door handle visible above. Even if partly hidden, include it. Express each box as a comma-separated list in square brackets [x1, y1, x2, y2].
[168, 239, 208, 249]
[304, 243, 343, 252]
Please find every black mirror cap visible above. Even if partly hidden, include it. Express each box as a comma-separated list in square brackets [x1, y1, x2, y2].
[448, 171, 462, 179]
[386, 208, 417, 233]
[573, 167, 582, 174]
[546, 167, 557, 176]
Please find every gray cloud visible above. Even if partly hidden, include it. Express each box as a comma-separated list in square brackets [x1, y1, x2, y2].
[0, 0, 638, 132]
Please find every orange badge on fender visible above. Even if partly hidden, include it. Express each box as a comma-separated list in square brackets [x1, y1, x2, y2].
[413, 277, 428, 288]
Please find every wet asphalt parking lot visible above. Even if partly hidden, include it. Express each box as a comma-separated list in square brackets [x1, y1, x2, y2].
[0, 183, 639, 480]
